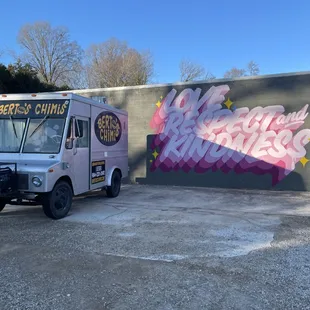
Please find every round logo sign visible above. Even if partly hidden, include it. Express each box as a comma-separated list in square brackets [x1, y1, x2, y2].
[94, 111, 122, 146]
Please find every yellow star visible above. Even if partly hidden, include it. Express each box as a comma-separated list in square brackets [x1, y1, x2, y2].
[156, 100, 161, 108]
[224, 98, 233, 109]
[300, 156, 309, 167]
[152, 150, 159, 159]
[160, 96, 163, 99]
[150, 159, 153, 163]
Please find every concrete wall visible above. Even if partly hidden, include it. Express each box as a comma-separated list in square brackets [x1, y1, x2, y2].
[72, 72, 310, 191]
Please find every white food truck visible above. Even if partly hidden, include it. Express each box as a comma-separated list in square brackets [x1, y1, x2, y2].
[0, 92, 128, 219]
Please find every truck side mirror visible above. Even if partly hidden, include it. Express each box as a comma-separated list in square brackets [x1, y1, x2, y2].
[65, 137, 74, 149]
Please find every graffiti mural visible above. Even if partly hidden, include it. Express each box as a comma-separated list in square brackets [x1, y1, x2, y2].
[149, 85, 310, 185]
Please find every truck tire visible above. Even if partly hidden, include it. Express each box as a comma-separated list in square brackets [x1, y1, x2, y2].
[42, 181, 73, 219]
[106, 170, 121, 198]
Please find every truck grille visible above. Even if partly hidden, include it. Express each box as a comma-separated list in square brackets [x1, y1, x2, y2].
[18, 174, 29, 190]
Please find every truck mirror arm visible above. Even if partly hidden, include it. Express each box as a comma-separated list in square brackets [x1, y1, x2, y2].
[73, 138, 78, 155]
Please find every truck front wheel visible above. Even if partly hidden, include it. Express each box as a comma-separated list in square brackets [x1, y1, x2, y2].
[42, 181, 73, 219]
[106, 170, 121, 198]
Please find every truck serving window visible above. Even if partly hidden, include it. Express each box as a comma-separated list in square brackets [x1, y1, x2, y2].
[22, 118, 66, 154]
[0, 118, 27, 153]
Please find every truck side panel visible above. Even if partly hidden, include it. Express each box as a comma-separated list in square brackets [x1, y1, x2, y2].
[90, 105, 128, 190]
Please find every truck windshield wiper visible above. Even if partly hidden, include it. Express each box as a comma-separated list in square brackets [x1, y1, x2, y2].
[9, 116, 18, 139]
[29, 115, 49, 138]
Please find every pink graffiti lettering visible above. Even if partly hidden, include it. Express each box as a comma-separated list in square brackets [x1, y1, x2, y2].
[150, 85, 310, 184]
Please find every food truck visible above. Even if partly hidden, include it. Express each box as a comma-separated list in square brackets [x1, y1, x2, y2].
[0, 93, 128, 219]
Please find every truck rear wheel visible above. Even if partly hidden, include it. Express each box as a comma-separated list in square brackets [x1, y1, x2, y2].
[42, 181, 73, 219]
[106, 170, 121, 198]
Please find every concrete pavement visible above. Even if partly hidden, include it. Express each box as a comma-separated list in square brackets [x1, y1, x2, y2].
[1, 185, 310, 309]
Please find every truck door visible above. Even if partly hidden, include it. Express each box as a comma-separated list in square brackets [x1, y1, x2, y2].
[73, 116, 90, 195]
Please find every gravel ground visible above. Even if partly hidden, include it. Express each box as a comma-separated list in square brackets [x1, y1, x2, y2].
[1, 185, 310, 310]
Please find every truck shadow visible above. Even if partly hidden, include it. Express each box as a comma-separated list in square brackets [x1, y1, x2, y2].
[0, 190, 111, 218]
[0, 186, 133, 218]
[0, 205, 44, 218]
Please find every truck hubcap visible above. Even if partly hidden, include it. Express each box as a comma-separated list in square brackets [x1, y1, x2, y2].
[54, 186, 69, 210]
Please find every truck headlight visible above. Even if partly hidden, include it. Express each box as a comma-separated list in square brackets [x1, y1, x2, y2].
[32, 176, 42, 187]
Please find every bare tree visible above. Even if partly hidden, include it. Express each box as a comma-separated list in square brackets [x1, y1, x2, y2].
[224, 67, 247, 79]
[224, 61, 260, 79]
[205, 71, 216, 81]
[86, 38, 154, 88]
[247, 60, 260, 76]
[60, 61, 88, 89]
[179, 59, 215, 82]
[180, 59, 205, 82]
[17, 21, 83, 86]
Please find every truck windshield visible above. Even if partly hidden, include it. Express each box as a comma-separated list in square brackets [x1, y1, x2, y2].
[23, 118, 66, 154]
[0, 118, 27, 153]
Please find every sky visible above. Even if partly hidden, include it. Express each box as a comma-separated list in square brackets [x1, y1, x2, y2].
[0, 0, 309, 84]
